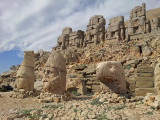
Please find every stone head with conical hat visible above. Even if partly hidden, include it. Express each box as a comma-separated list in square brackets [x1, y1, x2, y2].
[16, 51, 35, 91]
[42, 50, 66, 94]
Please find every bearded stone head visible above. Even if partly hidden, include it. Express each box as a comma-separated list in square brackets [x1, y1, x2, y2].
[42, 50, 66, 94]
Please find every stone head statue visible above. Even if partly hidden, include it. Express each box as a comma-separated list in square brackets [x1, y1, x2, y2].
[42, 50, 66, 94]
[16, 51, 35, 91]
[96, 61, 126, 94]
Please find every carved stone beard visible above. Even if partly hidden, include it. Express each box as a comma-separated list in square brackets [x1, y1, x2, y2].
[42, 66, 66, 94]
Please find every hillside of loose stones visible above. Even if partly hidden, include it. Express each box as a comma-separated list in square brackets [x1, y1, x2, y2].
[0, 91, 160, 120]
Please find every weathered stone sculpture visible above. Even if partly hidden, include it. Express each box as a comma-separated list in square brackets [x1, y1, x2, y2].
[16, 51, 35, 91]
[69, 30, 84, 48]
[57, 27, 72, 50]
[42, 50, 66, 94]
[152, 16, 160, 32]
[96, 61, 126, 94]
[154, 62, 160, 93]
[84, 15, 106, 46]
[106, 16, 125, 40]
[56, 27, 85, 50]
[128, 3, 147, 35]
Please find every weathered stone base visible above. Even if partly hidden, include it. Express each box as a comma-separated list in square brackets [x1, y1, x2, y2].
[135, 88, 155, 96]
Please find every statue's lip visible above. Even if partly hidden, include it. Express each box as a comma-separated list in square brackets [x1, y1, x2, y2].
[42, 80, 49, 83]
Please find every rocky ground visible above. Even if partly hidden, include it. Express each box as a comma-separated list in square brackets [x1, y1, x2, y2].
[0, 92, 42, 120]
[1, 92, 160, 120]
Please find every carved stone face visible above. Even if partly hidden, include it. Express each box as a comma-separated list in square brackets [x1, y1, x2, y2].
[15, 51, 35, 91]
[16, 72, 34, 91]
[42, 66, 60, 93]
[42, 66, 66, 94]
[42, 50, 66, 94]
[42, 67, 58, 83]
[16, 74, 27, 89]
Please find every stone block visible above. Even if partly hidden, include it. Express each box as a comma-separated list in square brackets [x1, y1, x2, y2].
[135, 88, 155, 96]
[129, 83, 136, 91]
[126, 78, 136, 83]
[136, 80, 154, 88]
[76, 74, 84, 78]
[92, 82, 100, 85]
[83, 69, 96, 75]
[85, 75, 97, 78]
[86, 85, 91, 89]
[137, 73, 154, 77]
[89, 77, 98, 81]
[136, 77, 154, 81]
[137, 67, 154, 73]
[91, 84, 101, 92]
[73, 64, 87, 70]
[92, 84, 100, 89]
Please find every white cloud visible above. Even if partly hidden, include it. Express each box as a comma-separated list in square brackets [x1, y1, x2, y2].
[0, 0, 160, 55]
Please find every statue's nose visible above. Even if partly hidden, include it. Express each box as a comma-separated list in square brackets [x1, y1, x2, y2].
[42, 77, 48, 82]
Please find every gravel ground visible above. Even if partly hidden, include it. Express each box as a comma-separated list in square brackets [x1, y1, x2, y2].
[1, 92, 160, 120]
[0, 92, 43, 119]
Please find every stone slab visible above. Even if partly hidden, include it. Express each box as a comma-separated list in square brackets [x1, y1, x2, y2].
[129, 83, 136, 91]
[126, 78, 136, 83]
[73, 64, 87, 70]
[137, 67, 154, 73]
[76, 74, 84, 78]
[91, 84, 101, 92]
[136, 77, 154, 81]
[136, 81, 154, 88]
[135, 88, 155, 96]
[137, 73, 154, 77]
[86, 81, 100, 85]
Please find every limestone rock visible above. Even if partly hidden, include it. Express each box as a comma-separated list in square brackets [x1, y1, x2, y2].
[16, 51, 35, 91]
[106, 16, 125, 40]
[56, 27, 84, 50]
[142, 46, 152, 56]
[152, 16, 160, 32]
[1, 70, 14, 77]
[154, 61, 160, 93]
[144, 93, 160, 109]
[85, 15, 106, 46]
[128, 3, 147, 35]
[42, 50, 66, 94]
[96, 61, 126, 94]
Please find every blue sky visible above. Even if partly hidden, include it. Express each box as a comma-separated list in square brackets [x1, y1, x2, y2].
[0, 0, 160, 73]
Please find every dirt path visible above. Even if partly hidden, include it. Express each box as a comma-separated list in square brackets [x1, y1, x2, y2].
[0, 92, 43, 119]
